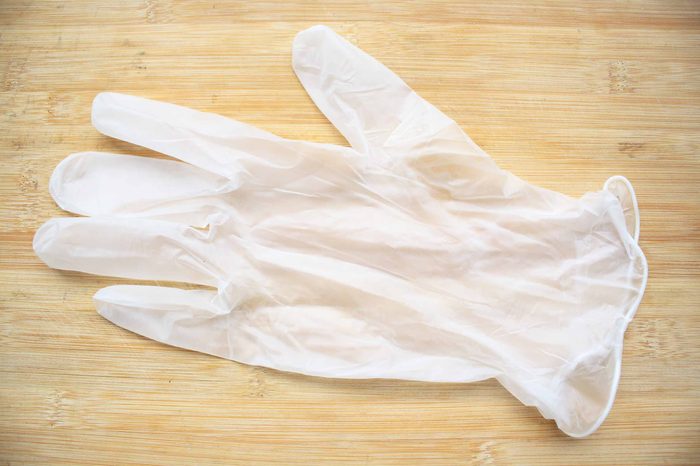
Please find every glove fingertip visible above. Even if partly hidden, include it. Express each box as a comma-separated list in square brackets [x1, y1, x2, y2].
[292, 24, 344, 75]
[91, 92, 131, 137]
[33, 218, 62, 267]
[49, 152, 93, 215]
[293, 24, 333, 51]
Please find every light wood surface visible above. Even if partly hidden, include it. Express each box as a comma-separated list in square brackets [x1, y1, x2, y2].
[1, 1, 699, 464]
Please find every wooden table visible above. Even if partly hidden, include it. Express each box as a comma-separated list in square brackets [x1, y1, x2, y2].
[2, 2, 699, 464]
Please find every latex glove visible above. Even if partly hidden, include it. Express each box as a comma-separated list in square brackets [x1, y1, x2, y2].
[34, 25, 647, 437]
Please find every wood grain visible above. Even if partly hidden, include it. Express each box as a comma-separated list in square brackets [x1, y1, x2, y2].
[1, 1, 699, 464]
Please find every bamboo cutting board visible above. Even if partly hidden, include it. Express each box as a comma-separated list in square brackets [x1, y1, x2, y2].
[1, 1, 699, 464]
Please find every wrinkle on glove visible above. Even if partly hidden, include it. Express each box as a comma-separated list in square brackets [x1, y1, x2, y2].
[34, 25, 647, 438]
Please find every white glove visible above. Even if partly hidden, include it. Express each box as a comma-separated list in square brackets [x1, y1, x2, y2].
[34, 25, 647, 437]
